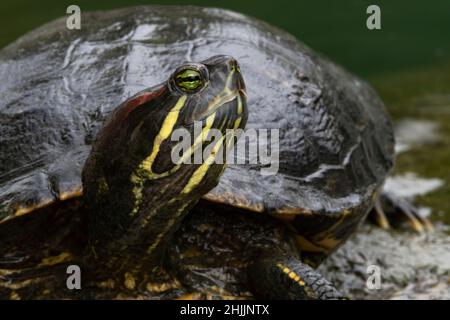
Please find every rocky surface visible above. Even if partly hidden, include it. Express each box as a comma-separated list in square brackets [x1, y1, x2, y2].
[319, 224, 450, 299]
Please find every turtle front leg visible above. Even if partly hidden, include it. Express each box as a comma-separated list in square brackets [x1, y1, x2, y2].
[370, 192, 433, 233]
[247, 255, 345, 300]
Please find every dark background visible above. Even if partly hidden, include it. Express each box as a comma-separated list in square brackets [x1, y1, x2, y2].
[1, 0, 449, 78]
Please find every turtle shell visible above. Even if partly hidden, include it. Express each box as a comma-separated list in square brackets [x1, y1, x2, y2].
[0, 6, 394, 232]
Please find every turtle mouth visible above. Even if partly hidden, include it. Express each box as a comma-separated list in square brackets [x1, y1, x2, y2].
[235, 69, 246, 94]
[236, 72, 247, 100]
[238, 88, 247, 99]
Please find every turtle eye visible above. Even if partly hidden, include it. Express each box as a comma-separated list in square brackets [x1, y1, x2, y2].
[174, 68, 205, 93]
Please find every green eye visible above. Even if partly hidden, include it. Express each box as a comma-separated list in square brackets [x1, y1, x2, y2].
[175, 69, 204, 92]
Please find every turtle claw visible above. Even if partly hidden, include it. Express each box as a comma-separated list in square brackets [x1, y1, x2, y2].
[370, 192, 433, 233]
[373, 199, 391, 230]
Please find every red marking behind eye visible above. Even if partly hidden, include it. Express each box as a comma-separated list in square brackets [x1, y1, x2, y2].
[95, 87, 167, 146]
[122, 87, 166, 118]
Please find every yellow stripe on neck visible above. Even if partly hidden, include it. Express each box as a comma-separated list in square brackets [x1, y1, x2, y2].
[130, 95, 187, 216]
[181, 134, 226, 195]
[176, 112, 216, 165]
[237, 95, 243, 115]
[139, 95, 187, 177]
[147, 200, 191, 254]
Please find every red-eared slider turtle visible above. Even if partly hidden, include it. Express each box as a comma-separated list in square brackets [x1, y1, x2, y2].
[0, 6, 423, 300]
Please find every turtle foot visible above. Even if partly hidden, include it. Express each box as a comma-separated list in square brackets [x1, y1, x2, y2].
[370, 192, 433, 233]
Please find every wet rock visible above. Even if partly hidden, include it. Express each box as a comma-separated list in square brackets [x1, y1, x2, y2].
[383, 172, 444, 200]
[394, 119, 440, 153]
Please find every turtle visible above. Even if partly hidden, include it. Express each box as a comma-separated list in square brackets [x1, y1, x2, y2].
[0, 6, 428, 300]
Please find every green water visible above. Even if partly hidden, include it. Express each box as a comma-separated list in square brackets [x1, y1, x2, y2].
[1, 0, 449, 222]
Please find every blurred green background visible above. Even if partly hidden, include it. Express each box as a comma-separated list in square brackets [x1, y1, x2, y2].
[1, 0, 449, 77]
[1, 0, 449, 222]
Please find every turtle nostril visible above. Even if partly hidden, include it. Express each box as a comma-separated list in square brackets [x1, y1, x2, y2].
[228, 58, 238, 70]
[234, 62, 241, 72]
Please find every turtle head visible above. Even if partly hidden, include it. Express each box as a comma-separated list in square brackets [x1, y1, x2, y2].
[168, 55, 246, 124]
[82, 55, 247, 255]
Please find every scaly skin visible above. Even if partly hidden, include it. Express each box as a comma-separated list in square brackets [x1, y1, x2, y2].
[0, 55, 248, 299]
